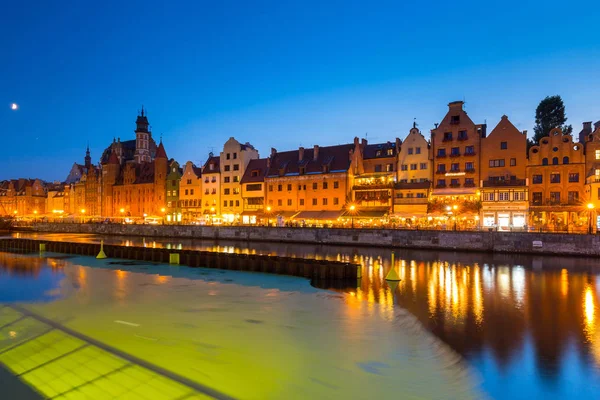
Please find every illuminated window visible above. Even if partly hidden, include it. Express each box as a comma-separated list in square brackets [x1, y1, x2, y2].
[596, 150, 600, 160]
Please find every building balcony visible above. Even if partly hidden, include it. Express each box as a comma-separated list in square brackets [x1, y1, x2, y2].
[449, 183, 461, 188]
[449, 153, 461, 158]
[436, 154, 447, 158]
[435, 170, 446, 175]
[463, 152, 476, 157]
[482, 179, 526, 188]
[352, 183, 394, 190]
[464, 182, 476, 188]
[465, 168, 476, 173]
[436, 183, 447, 188]
[449, 169, 461, 173]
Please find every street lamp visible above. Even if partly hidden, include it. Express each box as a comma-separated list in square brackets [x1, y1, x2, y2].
[588, 203, 595, 234]
[349, 204, 356, 229]
[266, 206, 272, 227]
[80, 209, 86, 224]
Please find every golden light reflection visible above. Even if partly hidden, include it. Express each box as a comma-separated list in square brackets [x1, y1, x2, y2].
[561, 269, 569, 298]
[584, 284, 595, 341]
[155, 274, 170, 284]
[473, 265, 484, 325]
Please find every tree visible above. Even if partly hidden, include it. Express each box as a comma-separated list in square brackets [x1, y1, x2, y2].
[532, 95, 572, 144]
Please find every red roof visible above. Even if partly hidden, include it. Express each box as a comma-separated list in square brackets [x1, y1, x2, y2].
[106, 151, 119, 165]
[155, 142, 168, 159]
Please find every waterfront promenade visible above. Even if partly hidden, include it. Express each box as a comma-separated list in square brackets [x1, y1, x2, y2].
[12, 222, 600, 257]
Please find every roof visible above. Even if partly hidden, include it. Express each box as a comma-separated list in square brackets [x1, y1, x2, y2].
[266, 144, 354, 178]
[240, 158, 268, 184]
[362, 142, 397, 159]
[203, 155, 220, 174]
[155, 142, 167, 159]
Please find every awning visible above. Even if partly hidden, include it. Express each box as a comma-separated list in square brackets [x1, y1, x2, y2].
[432, 188, 478, 196]
[341, 209, 389, 219]
[292, 210, 344, 220]
[275, 211, 298, 218]
[240, 210, 265, 217]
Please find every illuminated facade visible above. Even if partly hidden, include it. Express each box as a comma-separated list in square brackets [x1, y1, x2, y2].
[240, 158, 268, 224]
[527, 128, 586, 231]
[179, 161, 203, 223]
[480, 115, 528, 230]
[430, 101, 486, 229]
[0, 179, 46, 216]
[219, 138, 259, 223]
[165, 160, 182, 223]
[202, 154, 220, 223]
[350, 137, 398, 221]
[584, 122, 600, 230]
[394, 124, 431, 224]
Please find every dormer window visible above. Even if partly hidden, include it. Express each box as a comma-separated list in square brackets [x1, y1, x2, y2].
[376, 150, 382, 156]
[251, 170, 259, 177]
[387, 149, 393, 156]
[299, 166, 306, 175]
[323, 165, 330, 173]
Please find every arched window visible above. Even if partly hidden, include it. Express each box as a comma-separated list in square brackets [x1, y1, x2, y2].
[563, 156, 569, 164]
[542, 158, 548, 165]
[552, 157, 558, 165]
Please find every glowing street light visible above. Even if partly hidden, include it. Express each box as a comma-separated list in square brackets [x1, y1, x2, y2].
[588, 203, 595, 234]
[120, 208, 125, 213]
[349, 204, 357, 229]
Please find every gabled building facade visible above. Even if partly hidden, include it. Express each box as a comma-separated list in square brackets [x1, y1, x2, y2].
[202, 154, 220, 223]
[166, 160, 182, 223]
[179, 161, 203, 223]
[240, 158, 268, 224]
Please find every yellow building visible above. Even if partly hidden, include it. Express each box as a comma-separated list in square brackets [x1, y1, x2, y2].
[393, 124, 431, 226]
[179, 161, 203, 223]
[265, 144, 354, 226]
[527, 128, 586, 232]
[350, 137, 398, 223]
[240, 158, 268, 224]
[219, 138, 259, 223]
[583, 121, 600, 231]
[202, 154, 220, 224]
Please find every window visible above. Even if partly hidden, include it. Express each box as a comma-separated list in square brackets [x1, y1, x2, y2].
[416, 147, 421, 154]
[499, 192, 510, 201]
[322, 198, 328, 205]
[550, 192, 560, 203]
[401, 164, 408, 171]
[465, 146, 475, 155]
[251, 170, 259, 177]
[510, 158, 516, 166]
[226, 153, 230, 160]
[500, 142, 507, 150]
[514, 192, 525, 201]
[269, 185, 273, 192]
[387, 149, 393, 156]
[387, 164, 393, 172]
[451, 115, 460, 124]
[233, 176, 239, 183]
[247, 184, 262, 191]
[278, 184, 282, 191]
[287, 199, 292, 206]
[489, 159, 505, 167]
[533, 175, 543, 184]
[550, 173, 560, 183]
[542, 158, 548, 165]
[410, 164, 417, 170]
[449, 163, 458, 172]
[224, 188, 230, 195]
[185, 189, 189, 195]
[465, 162, 474, 171]
[233, 164, 239, 171]
[205, 189, 209, 195]
[233, 153, 237, 159]
[596, 150, 600, 160]
[333, 181, 339, 189]
[408, 148, 413, 155]
[437, 179, 446, 187]
[484, 193, 495, 201]
[532, 192, 542, 204]
[569, 173, 579, 183]
[233, 188, 240, 195]
[278, 199, 282, 206]
[437, 164, 446, 173]
[552, 157, 559, 165]
[451, 147, 460, 156]
[416, 193, 426, 198]
[457, 130, 467, 140]
[235, 200, 239, 207]
[223, 200, 227, 207]
[312, 198, 317, 206]
[568, 191, 579, 203]
[374, 164, 382, 172]
[172, 180, 177, 186]
[224, 177, 230, 183]
[376, 150, 382, 157]
[287, 184, 292, 191]
[465, 178, 474, 186]
[187, 179, 192, 184]
[312, 182, 317, 190]
[406, 193, 414, 198]
[333, 197, 339, 205]
[450, 178, 459, 186]
[437, 149, 446, 157]
[224, 165, 231, 172]
[300, 199, 304, 206]
[323, 182, 328, 189]
[563, 157, 569, 164]
[420, 163, 428, 170]
[190, 189, 194, 195]
[443, 132, 452, 141]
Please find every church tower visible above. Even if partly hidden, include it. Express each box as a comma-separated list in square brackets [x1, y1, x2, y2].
[134, 106, 152, 164]
[84, 145, 91, 169]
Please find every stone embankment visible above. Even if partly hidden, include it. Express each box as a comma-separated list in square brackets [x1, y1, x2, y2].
[16, 223, 600, 257]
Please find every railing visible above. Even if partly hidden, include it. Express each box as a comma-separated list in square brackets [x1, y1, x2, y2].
[449, 153, 461, 158]
[464, 152, 476, 156]
[435, 170, 446, 174]
[531, 199, 581, 206]
[449, 183, 461, 188]
[436, 184, 447, 188]
[464, 182, 476, 187]
[482, 179, 526, 187]
[394, 197, 428, 204]
[465, 168, 476, 173]
[436, 154, 447, 158]
[352, 183, 394, 190]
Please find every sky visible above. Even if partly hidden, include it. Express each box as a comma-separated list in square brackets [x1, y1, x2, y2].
[1, 0, 599, 182]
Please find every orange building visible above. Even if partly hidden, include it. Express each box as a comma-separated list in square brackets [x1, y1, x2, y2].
[527, 128, 586, 231]
[0, 179, 46, 217]
[480, 115, 528, 230]
[430, 101, 486, 229]
[265, 144, 354, 226]
[179, 161, 203, 223]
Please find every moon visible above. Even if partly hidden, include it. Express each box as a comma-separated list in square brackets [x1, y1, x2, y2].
[11, 103, 18, 110]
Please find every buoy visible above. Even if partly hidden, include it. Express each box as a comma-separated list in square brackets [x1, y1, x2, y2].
[169, 253, 180, 265]
[385, 251, 401, 281]
[96, 240, 107, 259]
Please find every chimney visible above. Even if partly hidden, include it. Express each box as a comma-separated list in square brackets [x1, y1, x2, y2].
[395, 137, 401, 152]
[299, 147, 304, 161]
[313, 145, 319, 161]
[361, 138, 367, 147]
[448, 100, 464, 110]
[583, 121, 593, 130]
[523, 130, 528, 137]
[270, 147, 277, 157]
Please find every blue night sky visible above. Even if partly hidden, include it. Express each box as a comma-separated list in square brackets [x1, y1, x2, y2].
[1, 0, 599, 181]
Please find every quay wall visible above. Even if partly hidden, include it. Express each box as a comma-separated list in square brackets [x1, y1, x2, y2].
[18, 223, 600, 257]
